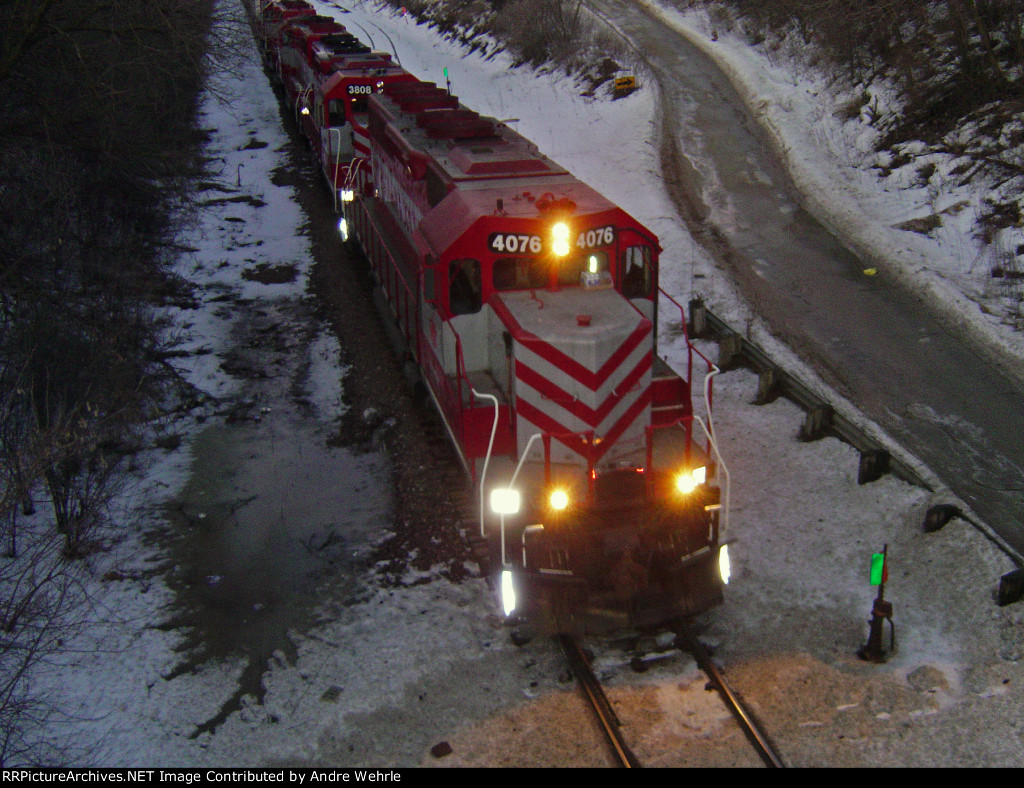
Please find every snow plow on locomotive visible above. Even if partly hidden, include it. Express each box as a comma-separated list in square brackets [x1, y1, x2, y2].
[247, 0, 731, 636]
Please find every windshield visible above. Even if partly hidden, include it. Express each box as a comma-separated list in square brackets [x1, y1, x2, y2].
[493, 250, 609, 291]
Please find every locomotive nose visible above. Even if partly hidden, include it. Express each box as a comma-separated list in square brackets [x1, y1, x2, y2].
[496, 287, 652, 466]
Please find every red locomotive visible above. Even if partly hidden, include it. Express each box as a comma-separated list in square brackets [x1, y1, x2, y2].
[248, 1, 731, 635]
[276, 14, 349, 101]
[296, 44, 415, 208]
[252, 0, 316, 75]
[252, 1, 418, 208]
[345, 82, 732, 634]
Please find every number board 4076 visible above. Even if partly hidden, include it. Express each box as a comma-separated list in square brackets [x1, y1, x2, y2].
[488, 233, 542, 255]
[577, 225, 615, 249]
[487, 226, 616, 256]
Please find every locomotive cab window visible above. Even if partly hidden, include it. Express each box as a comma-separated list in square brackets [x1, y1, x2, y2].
[621, 245, 653, 299]
[493, 257, 548, 291]
[346, 84, 378, 119]
[327, 99, 346, 126]
[449, 259, 482, 315]
[565, 250, 609, 286]
[493, 252, 609, 291]
[349, 94, 370, 115]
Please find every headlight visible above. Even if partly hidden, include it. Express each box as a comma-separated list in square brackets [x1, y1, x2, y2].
[552, 222, 570, 256]
[549, 489, 569, 511]
[719, 544, 731, 585]
[675, 466, 707, 495]
[338, 218, 348, 240]
[490, 487, 521, 515]
[501, 569, 517, 616]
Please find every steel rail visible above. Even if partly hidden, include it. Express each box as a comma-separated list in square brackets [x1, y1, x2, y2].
[674, 625, 786, 768]
[557, 635, 642, 768]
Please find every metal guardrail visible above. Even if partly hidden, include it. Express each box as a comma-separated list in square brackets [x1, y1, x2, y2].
[687, 300, 930, 490]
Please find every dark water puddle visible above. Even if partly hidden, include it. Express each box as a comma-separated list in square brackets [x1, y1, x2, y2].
[150, 35, 398, 738]
[155, 404, 392, 737]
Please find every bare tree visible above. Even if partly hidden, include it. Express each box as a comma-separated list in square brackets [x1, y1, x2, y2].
[0, 526, 82, 766]
[491, 0, 593, 66]
[0, 0, 235, 764]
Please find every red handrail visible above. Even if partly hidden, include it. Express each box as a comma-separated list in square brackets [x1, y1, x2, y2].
[658, 287, 716, 417]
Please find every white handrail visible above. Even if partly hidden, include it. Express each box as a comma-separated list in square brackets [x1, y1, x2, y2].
[472, 389, 500, 541]
[329, 127, 342, 212]
[508, 433, 543, 489]
[703, 362, 720, 442]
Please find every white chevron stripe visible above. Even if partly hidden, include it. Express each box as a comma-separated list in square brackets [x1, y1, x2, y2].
[514, 337, 650, 406]
[516, 370, 649, 436]
[514, 400, 650, 466]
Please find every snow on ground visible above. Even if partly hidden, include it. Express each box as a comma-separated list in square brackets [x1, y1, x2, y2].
[12, 0, 1024, 767]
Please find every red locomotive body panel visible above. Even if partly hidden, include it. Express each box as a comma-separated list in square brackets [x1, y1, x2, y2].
[255, 0, 315, 73]
[277, 15, 349, 106]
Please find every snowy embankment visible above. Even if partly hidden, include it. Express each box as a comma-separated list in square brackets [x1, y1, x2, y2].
[637, 0, 1024, 382]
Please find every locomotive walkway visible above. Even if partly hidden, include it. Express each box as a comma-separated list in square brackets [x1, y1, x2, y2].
[586, 0, 1024, 558]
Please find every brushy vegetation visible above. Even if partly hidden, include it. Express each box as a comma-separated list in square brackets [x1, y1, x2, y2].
[0, 0, 244, 765]
[384, 0, 641, 91]
[685, 0, 1023, 145]
[680, 0, 1024, 281]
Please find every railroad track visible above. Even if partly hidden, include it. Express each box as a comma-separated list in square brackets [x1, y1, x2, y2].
[560, 626, 785, 768]
[558, 634, 642, 768]
[673, 624, 786, 768]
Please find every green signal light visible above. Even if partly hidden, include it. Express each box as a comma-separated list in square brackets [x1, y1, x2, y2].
[870, 552, 886, 585]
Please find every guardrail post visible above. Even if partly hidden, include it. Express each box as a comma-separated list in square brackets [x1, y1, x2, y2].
[799, 403, 833, 441]
[718, 333, 743, 370]
[858, 449, 890, 484]
[923, 503, 960, 532]
[754, 366, 780, 405]
[689, 298, 708, 338]
[997, 568, 1024, 606]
